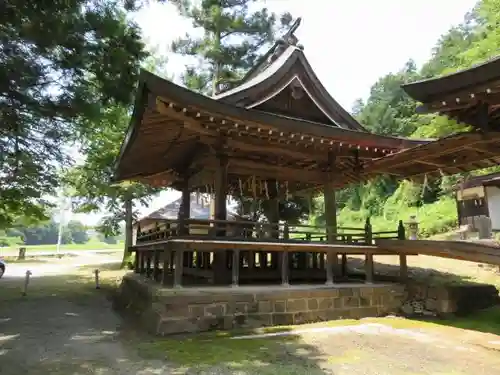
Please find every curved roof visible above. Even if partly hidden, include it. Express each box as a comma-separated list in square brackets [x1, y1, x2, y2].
[402, 55, 500, 103]
[213, 44, 367, 131]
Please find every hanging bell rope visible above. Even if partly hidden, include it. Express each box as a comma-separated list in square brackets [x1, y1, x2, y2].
[265, 180, 270, 200]
[238, 178, 243, 196]
[285, 181, 290, 200]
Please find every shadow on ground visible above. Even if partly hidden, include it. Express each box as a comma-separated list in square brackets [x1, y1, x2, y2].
[0, 264, 331, 375]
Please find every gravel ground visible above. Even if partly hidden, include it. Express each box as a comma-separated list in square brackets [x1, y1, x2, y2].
[1, 258, 500, 375]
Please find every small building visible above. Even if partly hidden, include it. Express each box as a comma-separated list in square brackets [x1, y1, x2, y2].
[455, 172, 500, 231]
[134, 194, 242, 242]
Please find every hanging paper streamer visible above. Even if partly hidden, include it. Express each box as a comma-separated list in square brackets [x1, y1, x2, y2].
[239, 178, 243, 196]
[252, 176, 256, 198]
[285, 181, 290, 200]
[265, 181, 270, 199]
[275, 180, 279, 197]
[420, 174, 429, 198]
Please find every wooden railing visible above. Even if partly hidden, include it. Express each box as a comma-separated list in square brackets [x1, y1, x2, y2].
[135, 218, 406, 245]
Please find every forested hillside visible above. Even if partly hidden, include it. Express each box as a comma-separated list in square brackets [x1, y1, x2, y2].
[319, 0, 500, 237]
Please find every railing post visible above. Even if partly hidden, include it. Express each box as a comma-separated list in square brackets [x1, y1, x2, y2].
[364, 217, 373, 245]
[283, 222, 290, 240]
[397, 220, 406, 240]
[232, 249, 240, 287]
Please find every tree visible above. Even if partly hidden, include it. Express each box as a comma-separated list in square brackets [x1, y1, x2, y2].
[0, 0, 149, 228]
[65, 104, 161, 263]
[67, 220, 89, 244]
[171, 1, 306, 224]
[171, 0, 293, 94]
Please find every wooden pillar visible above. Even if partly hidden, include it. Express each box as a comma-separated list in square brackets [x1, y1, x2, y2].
[399, 254, 408, 282]
[178, 178, 190, 236]
[365, 253, 374, 284]
[212, 153, 230, 284]
[173, 247, 184, 288]
[268, 197, 280, 270]
[324, 179, 338, 285]
[231, 249, 240, 287]
[397, 219, 408, 282]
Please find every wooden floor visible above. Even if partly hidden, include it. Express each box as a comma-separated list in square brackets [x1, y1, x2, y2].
[134, 237, 410, 255]
[376, 239, 500, 265]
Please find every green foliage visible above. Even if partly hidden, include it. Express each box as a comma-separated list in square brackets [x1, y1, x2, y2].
[66, 104, 160, 237]
[0, 0, 149, 228]
[171, 0, 293, 94]
[322, 1, 500, 236]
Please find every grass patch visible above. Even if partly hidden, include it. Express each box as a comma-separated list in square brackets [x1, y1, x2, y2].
[431, 306, 500, 336]
[133, 329, 325, 374]
[2, 263, 127, 302]
[0, 241, 123, 252]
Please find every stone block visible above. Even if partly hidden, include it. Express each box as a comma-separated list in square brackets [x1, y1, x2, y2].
[272, 313, 294, 326]
[273, 300, 286, 313]
[188, 305, 205, 319]
[342, 297, 360, 308]
[359, 296, 371, 307]
[163, 304, 190, 318]
[307, 298, 319, 311]
[318, 298, 333, 310]
[339, 288, 354, 297]
[333, 297, 342, 309]
[226, 301, 248, 315]
[246, 313, 272, 327]
[439, 300, 457, 314]
[424, 298, 438, 312]
[204, 303, 225, 317]
[310, 289, 339, 298]
[370, 295, 383, 306]
[293, 311, 314, 325]
[310, 309, 328, 322]
[247, 301, 259, 314]
[326, 308, 351, 320]
[157, 317, 199, 335]
[359, 287, 375, 297]
[258, 300, 272, 313]
[286, 299, 307, 312]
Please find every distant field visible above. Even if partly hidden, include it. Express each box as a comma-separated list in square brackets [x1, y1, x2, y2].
[0, 241, 123, 252]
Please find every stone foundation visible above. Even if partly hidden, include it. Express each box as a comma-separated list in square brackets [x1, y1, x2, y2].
[400, 282, 499, 317]
[114, 273, 405, 335]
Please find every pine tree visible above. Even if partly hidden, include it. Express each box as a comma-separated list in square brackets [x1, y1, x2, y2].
[170, 0, 293, 94]
[0, 0, 149, 227]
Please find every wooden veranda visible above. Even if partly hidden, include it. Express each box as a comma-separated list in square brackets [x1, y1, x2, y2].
[132, 218, 409, 287]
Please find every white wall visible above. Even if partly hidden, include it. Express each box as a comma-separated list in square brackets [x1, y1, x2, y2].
[456, 186, 484, 200]
[486, 186, 500, 231]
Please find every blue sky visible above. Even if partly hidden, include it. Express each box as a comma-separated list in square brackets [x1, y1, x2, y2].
[75, 0, 477, 226]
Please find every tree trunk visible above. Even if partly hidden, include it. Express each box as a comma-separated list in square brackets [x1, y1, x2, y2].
[121, 197, 133, 268]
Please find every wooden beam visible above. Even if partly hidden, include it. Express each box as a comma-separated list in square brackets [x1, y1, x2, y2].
[196, 157, 326, 184]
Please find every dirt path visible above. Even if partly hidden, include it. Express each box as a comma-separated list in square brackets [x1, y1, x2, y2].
[0, 292, 170, 374]
[2, 260, 500, 374]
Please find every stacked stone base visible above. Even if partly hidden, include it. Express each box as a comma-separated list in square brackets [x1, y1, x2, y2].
[114, 273, 405, 335]
[401, 282, 499, 317]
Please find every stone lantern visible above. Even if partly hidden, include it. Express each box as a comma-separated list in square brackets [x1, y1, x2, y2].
[406, 215, 419, 240]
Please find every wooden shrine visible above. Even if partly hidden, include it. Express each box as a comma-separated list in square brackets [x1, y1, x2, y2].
[115, 20, 426, 287]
